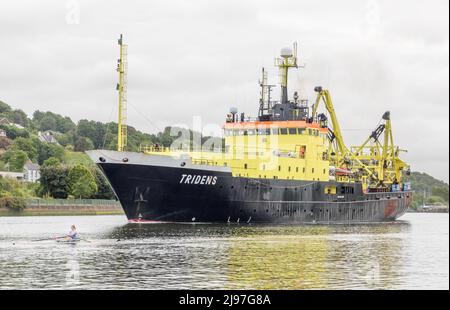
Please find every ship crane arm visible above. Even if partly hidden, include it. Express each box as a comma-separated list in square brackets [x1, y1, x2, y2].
[312, 87, 347, 155]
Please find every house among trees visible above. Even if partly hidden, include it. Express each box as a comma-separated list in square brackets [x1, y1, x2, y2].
[38, 131, 59, 144]
[23, 162, 41, 183]
[0, 129, 6, 137]
[0, 117, 25, 129]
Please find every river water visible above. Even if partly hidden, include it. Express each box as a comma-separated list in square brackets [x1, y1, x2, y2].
[0, 213, 448, 289]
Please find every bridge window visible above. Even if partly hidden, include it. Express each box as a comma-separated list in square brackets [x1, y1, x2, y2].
[312, 168, 315, 173]
[278, 165, 281, 171]
[296, 167, 299, 173]
[247, 129, 255, 136]
[288, 166, 291, 172]
[244, 163, 248, 169]
[289, 128, 296, 135]
[257, 128, 270, 135]
[298, 128, 305, 135]
[302, 167, 306, 173]
[280, 128, 288, 135]
[271, 128, 279, 135]
[308, 129, 313, 135]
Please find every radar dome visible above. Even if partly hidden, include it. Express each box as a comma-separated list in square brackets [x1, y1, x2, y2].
[280, 47, 293, 58]
[229, 107, 238, 114]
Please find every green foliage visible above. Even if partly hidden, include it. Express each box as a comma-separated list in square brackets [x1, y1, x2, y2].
[11, 137, 38, 162]
[0, 101, 30, 127]
[37, 143, 65, 165]
[409, 171, 449, 209]
[54, 130, 76, 147]
[74, 136, 94, 152]
[10, 110, 29, 127]
[0, 124, 30, 140]
[1, 149, 28, 171]
[0, 176, 30, 198]
[68, 164, 98, 198]
[38, 165, 70, 199]
[63, 151, 93, 167]
[32, 110, 75, 133]
[91, 168, 115, 199]
[39, 116, 57, 131]
[426, 195, 447, 205]
[431, 186, 449, 203]
[0, 197, 27, 210]
[76, 120, 108, 149]
[42, 156, 61, 168]
[0, 100, 11, 114]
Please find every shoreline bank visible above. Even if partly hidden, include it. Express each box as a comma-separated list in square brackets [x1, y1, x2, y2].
[0, 199, 124, 216]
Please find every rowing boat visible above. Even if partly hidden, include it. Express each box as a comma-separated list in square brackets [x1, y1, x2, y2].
[56, 239, 80, 244]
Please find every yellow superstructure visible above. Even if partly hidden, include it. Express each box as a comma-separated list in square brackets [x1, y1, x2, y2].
[138, 42, 409, 191]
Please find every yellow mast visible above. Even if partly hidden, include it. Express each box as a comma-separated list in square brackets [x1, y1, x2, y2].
[117, 34, 128, 152]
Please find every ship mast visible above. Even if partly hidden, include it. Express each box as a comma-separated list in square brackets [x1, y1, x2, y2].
[275, 42, 298, 104]
[117, 34, 128, 152]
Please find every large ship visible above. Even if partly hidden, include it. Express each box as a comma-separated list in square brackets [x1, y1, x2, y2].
[87, 37, 412, 223]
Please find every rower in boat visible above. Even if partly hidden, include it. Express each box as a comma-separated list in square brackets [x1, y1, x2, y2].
[65, 225, 79, 241]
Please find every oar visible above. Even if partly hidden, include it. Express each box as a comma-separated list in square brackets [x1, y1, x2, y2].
[32, 236, 67, 242]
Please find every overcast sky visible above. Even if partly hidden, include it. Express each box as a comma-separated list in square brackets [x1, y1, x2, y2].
[0, 0, 448, 182]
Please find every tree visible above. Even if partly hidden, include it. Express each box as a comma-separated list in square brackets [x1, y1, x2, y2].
[37, 143, 65, 165]
[0, 100, 11, 114]
[77, 120, 107, 148]
[42, 156, 61, 168]
[39, 116, 57, 132]
[431, 186, 449, 204]
[12, 137, 38, 162]
[9, 109, 30, 127]
[68, 164, 98, 198]
[92, 169, 115, 199]
[74, 136, 94, 152]
[33, 111, 75, 133]
[38, 165, 70, 198]
[1, 149, 27, 171]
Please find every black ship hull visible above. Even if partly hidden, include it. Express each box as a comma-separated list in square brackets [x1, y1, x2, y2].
[87, 150, 412, 224]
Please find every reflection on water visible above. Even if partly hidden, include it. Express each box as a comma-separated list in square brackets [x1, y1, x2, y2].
[0, 214, 447, 289]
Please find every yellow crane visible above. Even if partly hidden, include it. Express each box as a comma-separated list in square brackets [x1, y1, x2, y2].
[312, 87, 347, 156]
[311, 87, 409, 189]
[117, 34, 128, 152]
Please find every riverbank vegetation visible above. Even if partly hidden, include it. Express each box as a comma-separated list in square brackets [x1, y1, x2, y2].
[409, 172, 449, 209]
